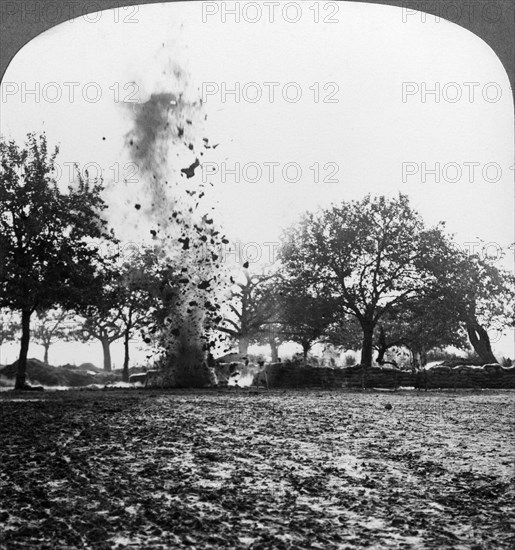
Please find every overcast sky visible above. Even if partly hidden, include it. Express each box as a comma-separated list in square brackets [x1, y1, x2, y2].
[1, 1, 513, 362]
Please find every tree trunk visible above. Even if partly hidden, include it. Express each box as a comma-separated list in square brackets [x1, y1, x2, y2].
[466, 321, 498, 364]
[360, 322, 374, 389]
[238, 336, 249, 356]
[420, 346, 428, 367]
[43, 344, 50, 365]
[411, 349, 421, 371]
[270, 341, 279, 363]
[360, 324, 374, 367]
[302, 341, 310, 361]
[122, 329, 130, 382]
[375, 326, 398, 367]
[376, 326, 386, 365]
[101, 338, 112, 372]
[15, 309, 32, 389]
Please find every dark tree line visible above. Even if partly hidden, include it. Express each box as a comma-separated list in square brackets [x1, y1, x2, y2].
[219, 195, 513, 376]
[0, 134, 116, 389]
[1, 135, 513, 389]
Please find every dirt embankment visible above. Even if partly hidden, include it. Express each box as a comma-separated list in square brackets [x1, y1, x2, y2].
[0, 359, 120, 387]
[253, 363, 515, 389]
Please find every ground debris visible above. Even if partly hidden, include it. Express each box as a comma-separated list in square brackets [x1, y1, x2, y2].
[0, 389, 513, 549]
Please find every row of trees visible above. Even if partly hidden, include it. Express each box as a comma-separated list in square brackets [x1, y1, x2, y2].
[217, 195, 513, 374]
[1, 133, 513, 389]
[0, 261, 156, 375]
[0, 132, 232, 388]
[0, 134, 118, 388]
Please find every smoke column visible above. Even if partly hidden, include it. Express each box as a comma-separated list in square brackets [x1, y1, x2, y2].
[122, 60, 225, 386]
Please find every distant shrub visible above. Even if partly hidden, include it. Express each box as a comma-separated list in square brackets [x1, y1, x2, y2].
[427, 348, 481, 366]
[248, 353, 266, 364]
[384, 347, 411, 370]
[344, 353, 356, 367]
[282, 357, 304, 368]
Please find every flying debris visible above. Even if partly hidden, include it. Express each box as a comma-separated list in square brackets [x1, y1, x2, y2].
[134, 204, 141, 210]
[150, 230, 157, 237]
[181, 158, 200, 179]
[177, 126, 184, 137]
[178, 237, 190, 250]
[170, 328, 181, 337]
[243, 261, 249, 268]
[198, 280, 211, 290]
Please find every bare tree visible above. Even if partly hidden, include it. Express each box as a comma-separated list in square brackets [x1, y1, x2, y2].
[218, 267, 278, 356]
[32, 309, 79, 365]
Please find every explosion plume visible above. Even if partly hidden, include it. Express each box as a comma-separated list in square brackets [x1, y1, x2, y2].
[123, 61, 227, 386]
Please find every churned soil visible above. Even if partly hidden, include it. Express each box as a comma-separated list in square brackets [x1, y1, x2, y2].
[0, 388, 513, 549]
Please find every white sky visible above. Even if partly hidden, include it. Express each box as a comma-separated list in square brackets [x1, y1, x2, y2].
[1, 1, 513, 363]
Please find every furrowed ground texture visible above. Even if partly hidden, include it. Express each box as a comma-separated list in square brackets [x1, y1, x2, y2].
[0, 390, 513, 550]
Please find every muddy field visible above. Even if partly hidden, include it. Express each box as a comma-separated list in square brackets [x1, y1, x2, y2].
[0, 389, 513, 549]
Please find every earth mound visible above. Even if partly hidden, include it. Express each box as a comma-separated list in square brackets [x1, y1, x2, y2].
[0, 359, 119, 387]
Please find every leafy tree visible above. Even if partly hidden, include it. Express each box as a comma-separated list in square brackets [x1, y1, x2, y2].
[0, 133, 115, 389]
[72, 245, 156, 377]
[439, 251, 514, 364]
[373, 238, 514, 367]
[32, 309, 80, 365]
[280, 194, 453, 383]
[78, 269, 125, 373]
[373, 291, 468, 369]
[116, 252, 158, 381]
[322, 311, 363, 354]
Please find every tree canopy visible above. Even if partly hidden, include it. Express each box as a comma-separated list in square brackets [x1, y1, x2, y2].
[0, 133, 115, 388]
[280, 194, 463, 371]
